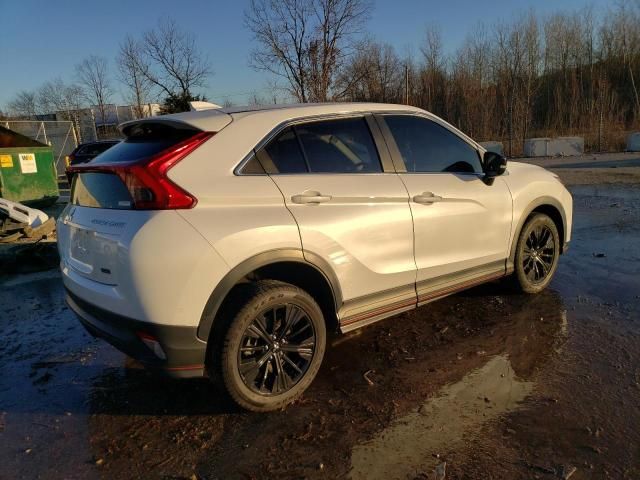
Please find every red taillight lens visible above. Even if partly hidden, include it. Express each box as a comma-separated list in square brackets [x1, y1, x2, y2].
[68, 131, 213, 210]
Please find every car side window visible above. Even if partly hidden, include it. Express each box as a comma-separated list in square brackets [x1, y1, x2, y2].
[384, 115, 482, 174]
[260, 127, 308, 174]
[295, 118, 382, 173]
[256, 117, 383, 174]
[238, 152, 266, 174]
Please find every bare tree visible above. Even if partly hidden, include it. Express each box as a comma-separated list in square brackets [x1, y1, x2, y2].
[38, 79, 84, 118]
[37, 79, 85, 141]
[117, 36, 153, 118]
[615, 2, 640, 125]
[76, 55, 113, 128]
[338, 39, 402, 102]
[418, 25, 448, 114]
[140, 19, 211, 102]
[521, 12, 541, 147]
[7, 90, 40, 118]
[245, 0, 371, 102]
[493, 19, 527, 156]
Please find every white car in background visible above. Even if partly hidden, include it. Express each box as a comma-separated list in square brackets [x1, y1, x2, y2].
[58, 102, 572, 411]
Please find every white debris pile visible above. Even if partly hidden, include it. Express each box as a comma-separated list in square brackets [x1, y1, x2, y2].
[0, 198, 56, 243]
[524, 137, 584, 157]
[627, 132, 640, 152]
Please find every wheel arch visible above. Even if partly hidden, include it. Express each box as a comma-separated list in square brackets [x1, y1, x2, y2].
[509, 197, 567, 265]
[197, 249, 342, 344]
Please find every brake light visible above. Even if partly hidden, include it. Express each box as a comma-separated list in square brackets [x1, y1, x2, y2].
[67, 131, 213, 210]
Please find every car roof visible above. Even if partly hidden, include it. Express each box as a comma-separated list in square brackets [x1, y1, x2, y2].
[117, 102, 482, 152]
[219, 102, 419, 115]
[121, 102, 424, 133]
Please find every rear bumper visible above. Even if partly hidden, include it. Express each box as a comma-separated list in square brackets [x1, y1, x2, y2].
[66, 288, 207, 379]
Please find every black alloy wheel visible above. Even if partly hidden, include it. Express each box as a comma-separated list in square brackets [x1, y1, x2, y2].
[512, 213, 561, 294]
[217, 280, 326, 412]
[238, 303, 316, 395]
[522, 223, 557, 284]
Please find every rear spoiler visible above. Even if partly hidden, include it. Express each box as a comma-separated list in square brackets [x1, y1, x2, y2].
[189, 101, 222, 111]
[118, 109, 233, 136]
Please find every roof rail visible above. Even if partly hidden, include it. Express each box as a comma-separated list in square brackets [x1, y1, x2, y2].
[189, 101, 222, 112]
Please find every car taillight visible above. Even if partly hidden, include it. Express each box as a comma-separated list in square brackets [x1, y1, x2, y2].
[68, 131, 213, 210]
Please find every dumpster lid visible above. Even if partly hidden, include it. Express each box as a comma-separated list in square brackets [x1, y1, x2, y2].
[0, 126, 48, 149]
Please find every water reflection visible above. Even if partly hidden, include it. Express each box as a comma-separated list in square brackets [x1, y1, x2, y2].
[347, 291, 568, 480]
[350, 354, 535, 480]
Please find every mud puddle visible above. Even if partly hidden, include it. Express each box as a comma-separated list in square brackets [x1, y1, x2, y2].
[350, 354, 536, 479]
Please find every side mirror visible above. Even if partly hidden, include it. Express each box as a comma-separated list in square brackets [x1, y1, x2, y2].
[483, 151, 507, 178]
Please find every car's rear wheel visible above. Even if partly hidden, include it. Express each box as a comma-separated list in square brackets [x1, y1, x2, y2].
[218, 280, 326, 412]
[511, 213, 560, 293]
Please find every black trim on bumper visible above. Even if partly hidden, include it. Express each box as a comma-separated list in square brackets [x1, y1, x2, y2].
[65, 288, 207, 378]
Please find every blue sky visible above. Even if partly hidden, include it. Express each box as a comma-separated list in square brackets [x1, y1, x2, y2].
[0, 0, 615, 108]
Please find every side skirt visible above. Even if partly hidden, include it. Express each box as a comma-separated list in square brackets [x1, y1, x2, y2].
[339, 261, 508, 333]
[338, 284, 417, 334]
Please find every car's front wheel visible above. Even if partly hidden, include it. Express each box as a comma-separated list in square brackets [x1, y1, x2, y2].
[511, 213, 560, 294]
[218, 280, 326, 412]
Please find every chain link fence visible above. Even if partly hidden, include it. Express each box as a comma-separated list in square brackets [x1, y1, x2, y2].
[3, 105, 159, 175]
[3, 120, 85, 175]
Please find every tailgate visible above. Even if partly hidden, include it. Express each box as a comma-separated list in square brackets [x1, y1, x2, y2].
[61, 205, 149, 286]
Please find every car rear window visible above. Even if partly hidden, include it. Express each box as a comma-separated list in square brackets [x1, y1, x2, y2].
[71, 172, 134, 209]
[91, 123, 199, 165]
[70, 122, 202, 209]
[77, 142, 118, 156]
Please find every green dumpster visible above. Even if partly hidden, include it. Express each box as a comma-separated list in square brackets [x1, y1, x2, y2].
[0, 126, 59, 207]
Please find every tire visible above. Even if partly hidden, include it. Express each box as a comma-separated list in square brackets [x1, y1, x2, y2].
[215, 280, 326, 412]
[511, 213, 560, 294]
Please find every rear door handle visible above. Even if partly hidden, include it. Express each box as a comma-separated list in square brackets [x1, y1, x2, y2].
[413, 192, 443, 205]
[291, 191, 332, 204]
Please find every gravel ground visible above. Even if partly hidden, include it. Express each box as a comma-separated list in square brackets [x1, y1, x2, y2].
[0, 156, 638, 479]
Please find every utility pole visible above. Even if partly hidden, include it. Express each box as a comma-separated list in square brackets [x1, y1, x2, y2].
[405, 64, 410, 105]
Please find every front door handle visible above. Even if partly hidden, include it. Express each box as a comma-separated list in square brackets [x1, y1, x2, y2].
[413, 192, 443, 205]
[291, 191, 332, 204]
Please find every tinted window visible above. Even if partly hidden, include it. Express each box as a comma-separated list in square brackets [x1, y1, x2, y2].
[261, 127, 307, 174]
[239, 152, 266, 174]
[77, 142, 118, 156]
[92, 124, 198, 165]
[296, 118, 382, 173]
[71, 173, 133, 209]
[385, 116, 482, 174]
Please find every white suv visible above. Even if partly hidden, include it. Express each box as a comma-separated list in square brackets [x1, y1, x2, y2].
[58, 103, 572, 411]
